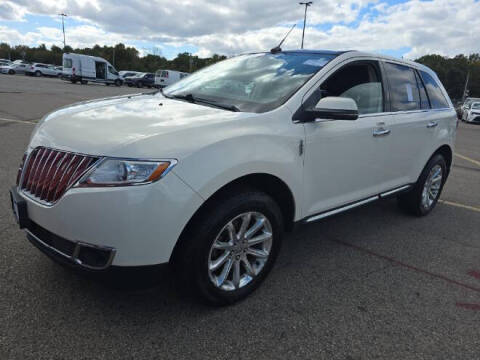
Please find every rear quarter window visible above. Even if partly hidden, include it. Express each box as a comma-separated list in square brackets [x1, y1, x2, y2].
[419, 71, 450, 109]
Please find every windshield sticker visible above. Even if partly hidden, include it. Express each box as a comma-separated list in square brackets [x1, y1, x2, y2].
[406, 83, 413, 102]
[303, 59, 330, 67]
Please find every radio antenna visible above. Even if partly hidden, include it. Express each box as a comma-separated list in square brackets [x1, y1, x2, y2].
[270, 24, 296, 54]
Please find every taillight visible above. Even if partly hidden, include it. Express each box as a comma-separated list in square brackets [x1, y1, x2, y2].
[16, 153, 27, 186]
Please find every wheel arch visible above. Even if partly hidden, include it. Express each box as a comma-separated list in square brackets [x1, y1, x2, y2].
[432, 144, 453, 176]
[170, 172, 296, 263]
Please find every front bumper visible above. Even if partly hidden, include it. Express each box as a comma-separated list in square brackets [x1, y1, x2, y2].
[13, 171, 204, 267]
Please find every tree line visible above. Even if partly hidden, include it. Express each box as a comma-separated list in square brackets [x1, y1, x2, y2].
[0, 42, 478, 101]
[0, 43, 227, 74]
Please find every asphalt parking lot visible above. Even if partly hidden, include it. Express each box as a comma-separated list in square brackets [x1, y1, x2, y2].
[1, 74, 479, 359]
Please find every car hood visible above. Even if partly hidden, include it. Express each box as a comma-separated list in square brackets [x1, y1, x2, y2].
[29, 93, 256, 159]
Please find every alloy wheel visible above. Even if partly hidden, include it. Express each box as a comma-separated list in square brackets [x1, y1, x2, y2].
[207, 212, 273, 291]
[421, 164, 443, 210]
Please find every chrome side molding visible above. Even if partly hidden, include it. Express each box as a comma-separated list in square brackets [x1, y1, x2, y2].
[305, 184, 412, 223]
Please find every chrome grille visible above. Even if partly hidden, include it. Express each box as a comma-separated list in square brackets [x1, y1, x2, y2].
[20, 147, 99, 204]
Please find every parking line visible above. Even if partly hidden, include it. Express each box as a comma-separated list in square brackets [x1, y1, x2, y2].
[438, 200, 480, 213]
[455, 153, 480, 167]
[0, 117, 36, 125]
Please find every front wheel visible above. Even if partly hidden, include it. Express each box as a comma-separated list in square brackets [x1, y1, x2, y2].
[9, 69, 15, 75]
[398, 154, 447, 216]
[137, 82, 143, 88]
[35, 71, 42, 77]
[174, 190, 283, 305]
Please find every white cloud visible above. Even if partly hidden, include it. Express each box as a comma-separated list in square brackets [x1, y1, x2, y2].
[1, 0, 479, 59]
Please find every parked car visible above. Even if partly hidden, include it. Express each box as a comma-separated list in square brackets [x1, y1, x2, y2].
[25, 63, 60, 77]
[10, 50, 456, 305]
[154, 69, 189, 88]
[0, 59, 12, 66]
[54, 66, 63, 77]
[124, 72, 155, 88]
[461, 97, 480, 121]
[119, 70, 142, 80]
[0, 62, 29, 75]
[62, 53, 123, 86]
[463, 102, 480, 123]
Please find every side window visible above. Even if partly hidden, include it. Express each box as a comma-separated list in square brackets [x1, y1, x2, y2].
[419, 71, 450, 109]
[414, 70, 430, 109]
[383, 62, 421, 111]
[319, 61, 384, 115]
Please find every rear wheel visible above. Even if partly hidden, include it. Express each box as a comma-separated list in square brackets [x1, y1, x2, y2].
[8, 69, 14, 75]
[174, 190, 283, 306]
[80, 80, 88, 85]
[137, 82, 143, 88]
[35, 70, 42, 77]
[397, 154, 447, 216]
[114, 79, 122, 87]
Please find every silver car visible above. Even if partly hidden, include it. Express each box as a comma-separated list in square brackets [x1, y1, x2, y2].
[0, 63, 29, 75]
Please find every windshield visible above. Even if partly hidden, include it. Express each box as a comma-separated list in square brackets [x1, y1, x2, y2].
[163, 52, 337, 113]
[472, 103, 480, 110]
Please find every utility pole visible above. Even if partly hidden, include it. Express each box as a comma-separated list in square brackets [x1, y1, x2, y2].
[299, 2, 312, 49]
[59, 13, 67, 49]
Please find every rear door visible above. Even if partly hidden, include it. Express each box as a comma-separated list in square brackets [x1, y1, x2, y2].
[381, 62, 445, 186]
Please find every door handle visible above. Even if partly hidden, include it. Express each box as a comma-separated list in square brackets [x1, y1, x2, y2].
[427, 121, 438, 128]
[373, 128, 391, 137]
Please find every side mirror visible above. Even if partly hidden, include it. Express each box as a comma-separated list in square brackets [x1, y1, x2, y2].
[303, 97, 359, 122]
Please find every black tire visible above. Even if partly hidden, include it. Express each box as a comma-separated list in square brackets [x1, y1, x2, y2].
[35, 70, 42, 77]
[114, 79, 122, 87]
[127, 84, 132, 87]
[80, 80, 88, 85]
[137, 82, 143, 88]
[71, 79, 77, 84]
[397, 154, 447, 216]
[8, 69, 14, 75]
[105, 83, 110, 86]
[174, 190, 284, 306]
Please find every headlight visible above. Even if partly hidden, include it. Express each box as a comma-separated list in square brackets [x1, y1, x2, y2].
[76, 158, 176, 187]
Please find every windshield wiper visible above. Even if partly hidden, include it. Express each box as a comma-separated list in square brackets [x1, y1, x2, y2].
[164, 93, 241, 112]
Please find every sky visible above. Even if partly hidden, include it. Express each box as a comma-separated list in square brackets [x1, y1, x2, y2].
[0, 0, 479, 60]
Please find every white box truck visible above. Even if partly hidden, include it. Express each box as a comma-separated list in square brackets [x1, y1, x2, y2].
[62, 53, 123, 86]
[154, 69, 189, 88]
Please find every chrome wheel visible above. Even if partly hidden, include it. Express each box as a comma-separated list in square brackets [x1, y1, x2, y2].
[421, 164, 443, 209]
[208, 212, 273, 291]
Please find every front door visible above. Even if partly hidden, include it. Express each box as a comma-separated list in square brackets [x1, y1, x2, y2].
[302, 60, 395, 217]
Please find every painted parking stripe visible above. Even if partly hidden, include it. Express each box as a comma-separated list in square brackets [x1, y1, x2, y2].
[0, 117, 36, 125]
[455, 153, 480, 167]
[438, 200, 480, 213]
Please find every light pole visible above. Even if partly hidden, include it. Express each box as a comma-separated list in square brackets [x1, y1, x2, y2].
[299, 2, 312, 49]
[59, 13, 67, 48]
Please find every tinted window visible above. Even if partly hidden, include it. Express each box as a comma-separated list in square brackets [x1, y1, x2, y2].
[320, 61, 383, 115]
[419, 71, 449, 109]
[63, 59, 72, 68]
[414, 70, 430, 109]
[384, 63, 421, 111]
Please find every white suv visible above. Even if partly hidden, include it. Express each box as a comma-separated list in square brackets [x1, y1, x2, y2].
[10, 50, 456, 305]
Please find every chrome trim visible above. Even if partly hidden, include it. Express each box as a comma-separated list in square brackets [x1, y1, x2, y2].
[373, 128, 391, 137]
[379, 185, 411, 198]
[305, 196, 379, 223]
[74, 158, 178, 188]
[26, 229, 116, 270]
